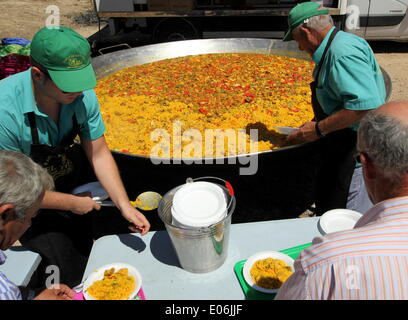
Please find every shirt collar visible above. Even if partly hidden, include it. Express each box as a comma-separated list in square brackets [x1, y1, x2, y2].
[312, 26, 336, 65]
[0, 251, 6, 265]
[355, 195, 408, 228]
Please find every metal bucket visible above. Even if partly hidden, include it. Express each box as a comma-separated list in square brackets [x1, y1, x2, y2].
[158, 177, 236, 273]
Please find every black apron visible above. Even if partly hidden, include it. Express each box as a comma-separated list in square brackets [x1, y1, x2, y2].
[20, 111, 95, 288]
[310, 28, 357, 215]
[27, 111, 95, 193]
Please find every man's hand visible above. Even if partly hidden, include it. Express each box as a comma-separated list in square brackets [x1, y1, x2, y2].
[287, 109, 370, 145]
[120, 203, 151, 235]
[286, 121, 320, 144]
[71, 194, 101, 215]
[34, 284, 75, 300]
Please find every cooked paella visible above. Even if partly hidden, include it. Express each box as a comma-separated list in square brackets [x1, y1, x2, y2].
[95, 53, 314, 157]
[86, 267, 136, 300]
[250, 257, 293, 290]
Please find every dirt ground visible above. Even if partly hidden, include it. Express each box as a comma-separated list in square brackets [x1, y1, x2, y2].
[0, 0, 99, 39]
[1, 0, 406, 101]
[374, 51, 408, 102]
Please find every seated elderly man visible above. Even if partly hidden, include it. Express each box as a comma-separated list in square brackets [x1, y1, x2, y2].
[276, 101, 408, 300]
[0, 150, 74, 300]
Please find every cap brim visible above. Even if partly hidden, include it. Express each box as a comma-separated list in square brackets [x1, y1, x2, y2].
[48, 63, 97, 93]
[283, 28, 293, 42]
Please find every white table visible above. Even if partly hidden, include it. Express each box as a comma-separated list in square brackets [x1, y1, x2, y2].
[0, 247, 42, 287]
[82, 217, 322, 300]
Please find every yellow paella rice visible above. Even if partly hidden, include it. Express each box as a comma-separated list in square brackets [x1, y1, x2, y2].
[95, 53, 314, 157]
[250, 258, 293, 290]
[86, 267, 136, 300]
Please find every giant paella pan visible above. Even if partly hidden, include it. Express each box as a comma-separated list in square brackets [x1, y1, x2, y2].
[92, 38, 392, 230]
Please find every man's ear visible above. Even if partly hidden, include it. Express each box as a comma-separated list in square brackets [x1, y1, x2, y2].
[298, 25, 312, 40]
[31, 66, 45, 82]
[360, 153, 376, 181]
[0, 204, 15, 228]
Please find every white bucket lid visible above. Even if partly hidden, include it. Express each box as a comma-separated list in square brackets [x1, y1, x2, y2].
[172, 181, 227, 228]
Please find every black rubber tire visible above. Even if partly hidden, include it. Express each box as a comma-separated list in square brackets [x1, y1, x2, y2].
[154, 19, 201, 43]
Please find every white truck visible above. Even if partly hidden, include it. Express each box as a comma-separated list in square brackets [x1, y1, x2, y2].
[91, 0, 408, 43]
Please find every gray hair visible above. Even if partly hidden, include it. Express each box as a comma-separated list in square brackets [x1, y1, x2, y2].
[304, 14, 334, 30]
[357, 111, 408, 183]
[0, 150, 54, 221]
[293, 13, 334, 35]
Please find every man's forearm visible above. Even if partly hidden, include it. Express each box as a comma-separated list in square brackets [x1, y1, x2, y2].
[317, 109, 370, 135]
[41, 190, 79, 211]
[92, 150, 130, 208]
[83, 137, 130, 209]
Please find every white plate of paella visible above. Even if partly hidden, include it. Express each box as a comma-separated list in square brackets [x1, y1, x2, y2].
[83, 263, 142, 300]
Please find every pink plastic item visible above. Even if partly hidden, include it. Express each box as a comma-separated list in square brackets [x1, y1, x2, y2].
[73, 292, 84, 300]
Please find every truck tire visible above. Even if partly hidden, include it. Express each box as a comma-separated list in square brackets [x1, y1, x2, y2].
[153, 18, 201, 43]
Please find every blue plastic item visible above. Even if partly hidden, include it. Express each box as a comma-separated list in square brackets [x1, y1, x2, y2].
[2, 38, 30, 47]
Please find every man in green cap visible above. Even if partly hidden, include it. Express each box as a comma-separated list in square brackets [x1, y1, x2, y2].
[283, 2, 386, 216]
[0, 26, 150, 288]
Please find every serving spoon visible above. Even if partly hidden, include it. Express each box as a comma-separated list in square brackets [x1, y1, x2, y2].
[273, 126, 298, 135]
[96, 191, 162, 211]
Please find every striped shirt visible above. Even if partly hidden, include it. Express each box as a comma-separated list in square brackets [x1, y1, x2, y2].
[0, 251, 22, 300]
[275, 196, 408, 300]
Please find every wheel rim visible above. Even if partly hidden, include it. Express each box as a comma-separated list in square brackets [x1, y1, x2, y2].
[167, 32, 188, 41]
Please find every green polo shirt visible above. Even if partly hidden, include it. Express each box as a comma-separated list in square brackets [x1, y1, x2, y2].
[0, 69, 105, 156]
[313, 27, 386, 130]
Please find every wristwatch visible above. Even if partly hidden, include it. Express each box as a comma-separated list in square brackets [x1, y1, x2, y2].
[315, 121, 326, 138]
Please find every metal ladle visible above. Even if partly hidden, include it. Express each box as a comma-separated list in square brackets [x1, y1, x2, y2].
[96, 191, 162, 211]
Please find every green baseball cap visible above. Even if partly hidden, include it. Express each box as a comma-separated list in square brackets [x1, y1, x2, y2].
[30, 26, 96, 92]
[283, 2, 330, 42]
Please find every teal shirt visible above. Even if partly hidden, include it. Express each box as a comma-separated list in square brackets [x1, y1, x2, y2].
[313, 27, 386, 131]
[0, 69, 105, 156]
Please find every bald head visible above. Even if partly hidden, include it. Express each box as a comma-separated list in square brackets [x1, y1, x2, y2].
[375, 101, 408, 125]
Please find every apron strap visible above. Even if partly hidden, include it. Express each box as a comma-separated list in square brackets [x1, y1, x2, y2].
[27, 112, 40, 145]
[315, 28, 339, 82]
[311, 28, 340, 122]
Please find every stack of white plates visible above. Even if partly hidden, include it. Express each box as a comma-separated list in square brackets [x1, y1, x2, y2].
[171, 181, 227, 228]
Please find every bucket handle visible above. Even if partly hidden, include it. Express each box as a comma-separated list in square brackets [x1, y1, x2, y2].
[187, 176, 235, 211]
